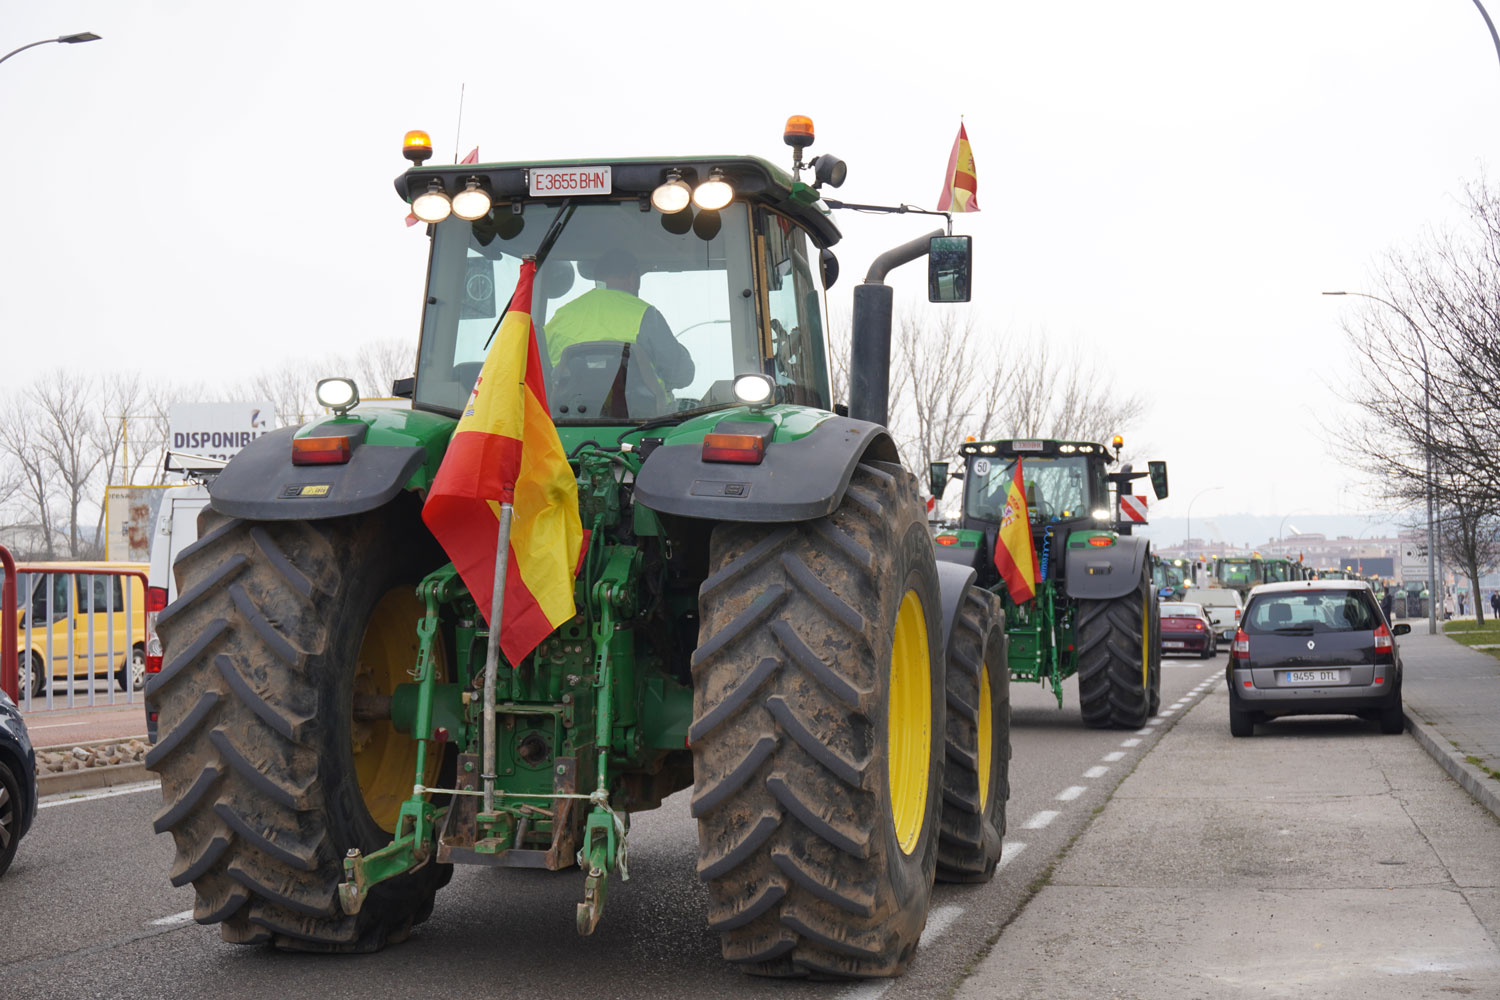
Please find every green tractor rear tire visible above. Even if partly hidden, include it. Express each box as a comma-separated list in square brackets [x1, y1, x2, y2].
[691, 461, 945, 978]
[936, 584, 1010, 883]
[1075, 567, 1160, 729]
[145, 502, 451, 951]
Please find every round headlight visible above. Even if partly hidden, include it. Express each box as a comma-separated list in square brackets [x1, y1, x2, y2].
[451, 180, 492, 221]
[316, 377, 360, 411]
[412, 182, 452, 223]
[732, 373, 774, 405]
[692, 170, 734, 211]
[651, 174, 692, 214]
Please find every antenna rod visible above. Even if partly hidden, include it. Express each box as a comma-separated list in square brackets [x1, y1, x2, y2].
[454, 82, 466, 163]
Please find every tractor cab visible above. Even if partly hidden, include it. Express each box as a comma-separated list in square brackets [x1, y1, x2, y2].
[396, 140, 846, 431]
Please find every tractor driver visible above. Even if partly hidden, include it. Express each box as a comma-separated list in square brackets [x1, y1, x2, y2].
[546, 248, 696, 392]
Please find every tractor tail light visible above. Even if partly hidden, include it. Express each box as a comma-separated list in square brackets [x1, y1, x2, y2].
[1232, 628, 1250, 661]
[936, 535, 958, 546]
[292, 436, 353, 465]
[145, 585, 168, 673]
[701, 420, 773, 465]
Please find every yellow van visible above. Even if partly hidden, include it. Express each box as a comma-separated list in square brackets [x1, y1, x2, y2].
[11, 562, 149, 698]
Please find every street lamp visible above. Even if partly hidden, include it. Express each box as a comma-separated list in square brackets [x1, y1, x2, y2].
[1323, 290, 1437, 635]
[1185, 485, 1224, 550]
[1278, 508, 1309, 548]
[0, 32, 101, 68]
[1474, 1, 1500, 78]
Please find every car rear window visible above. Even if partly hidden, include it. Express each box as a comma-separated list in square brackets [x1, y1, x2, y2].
[1160, 603, 1203, 617]
[1244, 590, 1378, 634]
[1194, 590, 1240, 608]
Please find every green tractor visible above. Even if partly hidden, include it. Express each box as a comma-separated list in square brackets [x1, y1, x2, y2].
[1211, 555, 1266, 600]
[930, 438, 1167, 728]
[1152, 556, 1196, 601]
[142, 120, 1012, 978]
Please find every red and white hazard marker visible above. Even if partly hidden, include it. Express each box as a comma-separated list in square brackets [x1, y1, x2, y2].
[1121, 495, 1149, 523]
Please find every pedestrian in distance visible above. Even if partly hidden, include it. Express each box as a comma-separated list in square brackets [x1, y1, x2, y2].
[1459, 592, 1467, 616]
[1491, 591, 1500, 618]
[1380, 588, 1394, 622]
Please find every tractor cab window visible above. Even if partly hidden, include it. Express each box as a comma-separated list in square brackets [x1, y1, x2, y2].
[759, 210, 829, 409]
[413, 199, 826, 423]
[964, 455, 1093, 525]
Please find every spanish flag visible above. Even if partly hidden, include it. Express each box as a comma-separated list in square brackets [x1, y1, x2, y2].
[936, 122, 980, 213]
[993, 458, 1040, 604]
[422, 261, 583, 664]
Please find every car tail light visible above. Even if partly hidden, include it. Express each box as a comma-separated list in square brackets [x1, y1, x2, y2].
[1193, 621, 1204, 631]
[145, 585, 168, 673]
[1233, 608, 1241, 619]
[1373, 622, 1394, 663]
[1232, 628, 1250, 661]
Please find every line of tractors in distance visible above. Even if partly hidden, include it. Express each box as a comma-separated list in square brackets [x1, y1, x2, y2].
[1150, 554, 1423, 616]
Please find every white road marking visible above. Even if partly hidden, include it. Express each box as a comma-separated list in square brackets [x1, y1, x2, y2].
[38, 780, 159, 809]
[150, 910, 195, 927]
[1056, 785, 1086, 801]
[1170, 701, 1186, 708]
[1136, 727, 1155, 735]
[1160, 709, 1176, 716]
[1102, 751, 1125, 762]
[1083, 765, 1109, 778]
[1022, 810, 1060, 829]
[998, 842, 1027, 868]
[921, 904, 965, 943]
[1149, 716, 1166, 724]
[1119, 738, 1141, 747]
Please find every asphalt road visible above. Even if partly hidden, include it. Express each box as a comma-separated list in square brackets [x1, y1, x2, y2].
[1, 657, 1223, 1000]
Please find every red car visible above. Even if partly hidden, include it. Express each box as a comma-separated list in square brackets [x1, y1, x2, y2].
[1160, 601, 1217, 658]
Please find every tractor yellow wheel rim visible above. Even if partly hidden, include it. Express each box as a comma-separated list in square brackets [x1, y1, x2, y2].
[352, 588, 442, 833]
[977, 664, 993, 813]
[887, 589, 932, 856]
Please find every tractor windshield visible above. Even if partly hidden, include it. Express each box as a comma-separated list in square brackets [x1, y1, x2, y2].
[1214, 559, 1263, 588]
[412, 200, 829, 422]
[963, 455, 1098, 524]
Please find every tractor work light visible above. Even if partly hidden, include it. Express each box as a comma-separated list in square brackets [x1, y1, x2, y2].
[412, 180, 452, 223]
[451, 178, 492, 221]
[403, 130, 434, 165]
[651, 171, 692, 214]
[693, 168, 734, 211]
[316, 377, 360, 414]
[732, 373, 775, 406]
[1092, 509, 1111, 520]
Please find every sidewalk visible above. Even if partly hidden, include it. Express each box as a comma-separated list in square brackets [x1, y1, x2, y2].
[20, 700, 148, 748]
[956, 676, 1500, 998]
[1398, 626, 1500, 820]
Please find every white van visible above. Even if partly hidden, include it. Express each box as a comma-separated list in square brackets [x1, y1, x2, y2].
[1192, 587, 1244, 642]
[145, 483, 211, 741]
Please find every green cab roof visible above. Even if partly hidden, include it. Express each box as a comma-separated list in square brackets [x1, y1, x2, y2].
[394, 154, 841, 248]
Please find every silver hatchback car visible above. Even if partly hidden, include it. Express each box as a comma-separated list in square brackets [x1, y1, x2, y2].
[1227, 580, 1408, 737]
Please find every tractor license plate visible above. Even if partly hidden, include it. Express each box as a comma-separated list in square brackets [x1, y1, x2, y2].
[529, 166, 612, 196]
[1284, 670, 1341, 684]
[1163, 641, 1185, 648]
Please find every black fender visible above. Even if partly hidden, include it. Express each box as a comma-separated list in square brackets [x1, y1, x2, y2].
[632, 415, 900, 522]
[207, 425, 427, 521]
[1065, 534, 1152, 601]
[935, 562, 979, 663]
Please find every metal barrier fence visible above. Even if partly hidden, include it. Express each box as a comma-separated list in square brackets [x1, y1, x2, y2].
[1, 553, 150, 712]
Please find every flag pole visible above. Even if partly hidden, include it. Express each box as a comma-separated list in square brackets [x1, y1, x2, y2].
[481, 500, 514, 814]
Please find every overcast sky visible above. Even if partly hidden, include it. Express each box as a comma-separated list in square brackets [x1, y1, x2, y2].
[3, 2, 1497, 524]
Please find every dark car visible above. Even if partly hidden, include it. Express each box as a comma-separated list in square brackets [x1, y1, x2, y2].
[1227, 580, 1408, 737]
[0, 685, 39, 876]
[1160, 601, 1216, 658]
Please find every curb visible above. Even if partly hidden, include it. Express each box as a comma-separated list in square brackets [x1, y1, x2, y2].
[36, 761, 149, 796]
[34, 736, 150, 796]
[1404, 709, 1500, 823]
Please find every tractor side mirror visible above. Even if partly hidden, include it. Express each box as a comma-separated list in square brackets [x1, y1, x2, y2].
[1148, 460, 1169, 500]
[820, 249, 839, 290]
[929, 462, 950, 500]
[928, 235, 971, 303]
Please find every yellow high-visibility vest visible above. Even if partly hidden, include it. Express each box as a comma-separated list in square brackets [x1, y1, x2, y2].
[546, 289, 651, 366]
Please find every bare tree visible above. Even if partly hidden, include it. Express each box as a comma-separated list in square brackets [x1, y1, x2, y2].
[0, 397, 59, 557]
[29, 372, 105, 557]
[347, 338, 416, 399]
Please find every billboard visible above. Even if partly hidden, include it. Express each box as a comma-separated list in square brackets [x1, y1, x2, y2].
[167, 401, 274, 470]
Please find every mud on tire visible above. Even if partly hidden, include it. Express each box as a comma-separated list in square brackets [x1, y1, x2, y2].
[1075, 566, 1159, 730]
[936, 584, 1011, 883]
[691, 461, 945, 978]
[145, 499, 450, 951]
